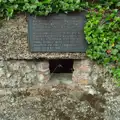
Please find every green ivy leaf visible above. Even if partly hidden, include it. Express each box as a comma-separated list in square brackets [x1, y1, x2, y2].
[111, 49, 118, 55]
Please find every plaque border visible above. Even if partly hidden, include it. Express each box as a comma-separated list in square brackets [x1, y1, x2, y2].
[27, 12, 88, 53]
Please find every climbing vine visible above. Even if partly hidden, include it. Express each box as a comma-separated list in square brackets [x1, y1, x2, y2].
[84, 4, 120, 85]
[0, 0, 120, 85]
[0, 0, 89, 19]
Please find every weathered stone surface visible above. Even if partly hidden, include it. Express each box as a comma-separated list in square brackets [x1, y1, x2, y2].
[0, 15, 86, 60]
[36, 61, 50, 83]
[0, 68, 4, 77]
[72, 59, 92, 84]
[0, 14, 120, 120]
[0, 79, 120, 120]
[72, 59, 112, 87]
[0, 58, 114, 89]
[0, 60, 50, 88]
[0, 85, 105, 120]
[0, 58, 119, 119]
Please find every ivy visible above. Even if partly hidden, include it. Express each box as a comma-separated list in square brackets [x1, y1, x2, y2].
[0, 0, 119, 18]
[84, 5, 120, 85]
[0, 0, 89, 19]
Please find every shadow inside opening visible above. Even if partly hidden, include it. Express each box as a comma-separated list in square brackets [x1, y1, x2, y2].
[49, 59, 74, 73]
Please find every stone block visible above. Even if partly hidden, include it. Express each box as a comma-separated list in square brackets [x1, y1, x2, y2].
[0, 60, 50, 88]
[73, 59, 92, 73]
[36, 61, 50, 82]
[72, 59, 92, 85]
[0, 61, 4, 67]
[0, 68, 4, 77]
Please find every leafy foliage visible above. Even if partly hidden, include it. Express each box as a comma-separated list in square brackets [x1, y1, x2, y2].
[0, 0, 89, 19]
[84, 5, 120, 85]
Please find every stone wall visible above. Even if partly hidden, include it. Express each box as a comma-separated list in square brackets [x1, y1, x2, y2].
[0, 15, 86, 60]
[0, 60, 50, 88]
[1, 15, 120, 120]
[0, 58, 111, 88]
[1, 59, 120, 120]
[0, 15, 113, 88]
[0, 14, 112, 90]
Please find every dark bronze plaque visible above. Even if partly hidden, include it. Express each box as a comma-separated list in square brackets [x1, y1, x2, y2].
[28, 12, 88, 52]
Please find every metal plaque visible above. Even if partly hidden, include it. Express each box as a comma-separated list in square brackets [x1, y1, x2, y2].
[28, 12, 88, 52]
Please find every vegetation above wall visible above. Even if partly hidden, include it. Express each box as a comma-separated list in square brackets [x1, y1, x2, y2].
[0, 0, 120, 85]
[0, 0, 119, 18]
[0, 0, 89, 18]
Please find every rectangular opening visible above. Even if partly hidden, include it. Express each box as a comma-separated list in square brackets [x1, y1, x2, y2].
[49, 59, 74, 85]
[49, 59, 73, 73]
